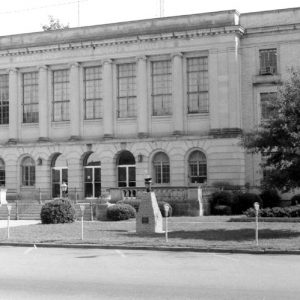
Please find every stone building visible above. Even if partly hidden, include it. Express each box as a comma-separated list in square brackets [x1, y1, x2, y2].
[0, 7, 299, 201]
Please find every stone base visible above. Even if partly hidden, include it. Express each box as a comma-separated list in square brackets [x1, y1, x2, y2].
[69, 135, 81, 141]
[136, 192, 163, 234]
[38, 137, 50, 142]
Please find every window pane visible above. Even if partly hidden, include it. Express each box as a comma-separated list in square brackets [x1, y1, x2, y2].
[84, 168, 93, 182]
[152, 60, 172, 116]
[259, 49, 277, 74]
[0, 74, 9, 124]
[187, 57, 209, 114]
[117, 63, 136, 118]
[53, 70, 70, 121]
[118, 167, 127, 187]
[84, 66, 102, 119]
[94, 168, 101, 182]
[85, 183, 93, 198]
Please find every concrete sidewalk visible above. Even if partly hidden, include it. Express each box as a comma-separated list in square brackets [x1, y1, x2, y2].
[0, 220, 40, 228]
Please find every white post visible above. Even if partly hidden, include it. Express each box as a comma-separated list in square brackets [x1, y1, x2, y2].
[7, 205, 12, 239]
[254, 202, 259, 246]
[80, 205, 85, 241]
[164, 205, 169, 242]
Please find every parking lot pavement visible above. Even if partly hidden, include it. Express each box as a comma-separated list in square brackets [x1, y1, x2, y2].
[0, 220, 40, 228]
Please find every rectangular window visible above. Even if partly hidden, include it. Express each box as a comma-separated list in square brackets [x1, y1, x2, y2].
[53, 70, 70, 121]
[84, 66, 102, 119]
[151, 60, 172, 116]
[22, 166, 35, 186]
[0, 74, 9, 125]
[23, 72, 39, 123]
[260, 92, 277, 120]
[259, 49, 277, 75]
[117, 63, 136, 118]
[187, 57, 209, 113]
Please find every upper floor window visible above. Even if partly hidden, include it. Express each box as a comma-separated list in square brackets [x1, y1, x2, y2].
[151, 60, 172, 116]
[260, 92, 277, 121]
[0, 158, 5, 186]
[21, 157, 35, 186]
[84, 66, 102, 119]
[188, 150, 207, 184]
[23, 72, 39, 123]
[259, 49, 277, 75]
[187, 57, 209, 113]
[153, 152, 170, 184]
[53, 70, 69, 121]
[117, 63, 136, 118]
[0, 74, 9, 125]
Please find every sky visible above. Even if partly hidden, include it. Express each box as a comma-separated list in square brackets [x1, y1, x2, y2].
[0, 0, 300, 36]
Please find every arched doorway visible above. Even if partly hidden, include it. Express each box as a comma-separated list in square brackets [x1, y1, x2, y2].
[51, 154, 68, 198]
[83, 152, 101, 198]
[117, 151, 136, 187]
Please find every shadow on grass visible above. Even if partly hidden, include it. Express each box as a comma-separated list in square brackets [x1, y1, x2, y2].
[133, 229, 300, 241]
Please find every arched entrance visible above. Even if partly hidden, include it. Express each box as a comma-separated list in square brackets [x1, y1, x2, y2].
[83, 152, 101, 198]
[51, 154, 68, 198]
[117, 151, 136, 187]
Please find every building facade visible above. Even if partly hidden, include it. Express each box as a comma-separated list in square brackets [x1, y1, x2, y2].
[0, 7, 299, 201]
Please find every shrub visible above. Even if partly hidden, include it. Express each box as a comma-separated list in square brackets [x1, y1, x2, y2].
[117, 199, 141, 212]
[231, 192, 244, 215]
[213, 205, 232, 215]
[158, 201, 173, 217]
[211, 191, 234, 207]
[41, 199, 76, 224]
[238, 193, 263, 213]
[106, 204, 136, 221]
[291, 194, 300, 206]
[260, 189, 281, 208]
[243, 206, 300, 218]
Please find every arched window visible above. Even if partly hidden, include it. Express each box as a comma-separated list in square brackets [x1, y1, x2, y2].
[84, 152, 101, 198]
[117, 151, 136, 187]
[21, 157, 35, 186]
[153, 152, 170, 184]
[188, 151, 207, 183]
[0, 159, 5, 186]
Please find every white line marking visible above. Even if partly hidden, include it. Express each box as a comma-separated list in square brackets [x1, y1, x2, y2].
[213, 254, 240, 262]
[115, 250, 126, 258]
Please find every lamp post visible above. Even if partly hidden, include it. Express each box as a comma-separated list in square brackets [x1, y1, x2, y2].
[79, 205, 85, 240]
[7, 204, 12, 239]
[61, 182, 68, 199]
[254, 202, 260, 246]
[164, 204, 169, 242]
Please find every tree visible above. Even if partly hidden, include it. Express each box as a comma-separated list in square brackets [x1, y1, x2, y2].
[243, 69, 300, 192]
[42, 15, 69, 31]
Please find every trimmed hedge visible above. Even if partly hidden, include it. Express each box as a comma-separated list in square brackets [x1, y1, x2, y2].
[117, 199, 141, 212]
[106, 204, 136, 221]
[213, 205, 232, 215]
[41, 199, 76, 224]
[244, 205, 300, 218]
[260, 189, 281, 208]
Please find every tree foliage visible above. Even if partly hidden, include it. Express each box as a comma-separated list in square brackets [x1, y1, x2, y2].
[42, 15, 69, 31]
[243, 69, 300, 192]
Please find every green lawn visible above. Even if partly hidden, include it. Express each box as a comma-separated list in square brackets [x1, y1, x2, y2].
[0, 216, 300, 250]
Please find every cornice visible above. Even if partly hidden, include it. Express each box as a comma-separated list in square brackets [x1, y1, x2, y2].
[244, 23, 300, 37]
[0, 25, 245, 58]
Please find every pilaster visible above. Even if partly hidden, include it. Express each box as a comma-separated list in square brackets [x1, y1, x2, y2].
[8, 68, 18, 144]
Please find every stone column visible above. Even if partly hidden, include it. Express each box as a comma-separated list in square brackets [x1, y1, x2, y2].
[8, 68, 18, 144]
[137, 56, 148, 138]
[38, 66, 49, 141]
[172, 53, 184, 135]
[102, 59, 114, 139]
[69, 63, 81, 140]
[228, 41, 242, 129]
[208, 49, 219, 130]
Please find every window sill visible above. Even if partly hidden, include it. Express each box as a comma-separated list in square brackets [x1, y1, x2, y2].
[151, 115, 172, 120]
[51, 121, 70, 127]
[117, 117, 137, 122]
[188, 112, 209, 118]
[252, 74, 281, 85]
[21, 123, 39, 128]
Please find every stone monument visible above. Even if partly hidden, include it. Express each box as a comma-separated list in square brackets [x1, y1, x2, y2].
[136, 176, 163, 233]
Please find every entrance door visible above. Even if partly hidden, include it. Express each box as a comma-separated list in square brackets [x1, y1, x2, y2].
[52, 167, 68, 198]
[84, 166, 101, 198]
[118, 165, 136, 187]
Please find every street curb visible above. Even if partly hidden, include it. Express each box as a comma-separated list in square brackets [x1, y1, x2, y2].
[0, 242, 300, 255]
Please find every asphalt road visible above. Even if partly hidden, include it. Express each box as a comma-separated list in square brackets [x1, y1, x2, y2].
[0, 246, 299, 300]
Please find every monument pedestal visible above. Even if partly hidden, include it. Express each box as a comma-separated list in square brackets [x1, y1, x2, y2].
[136, 192, 163, 233]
